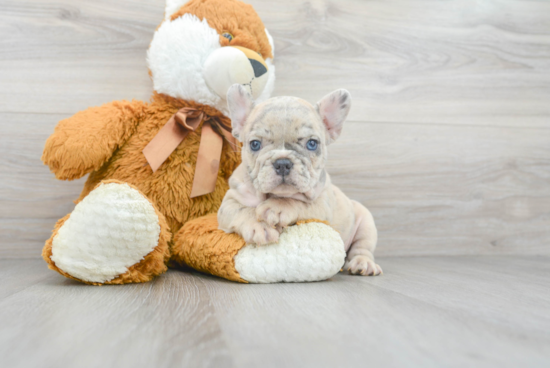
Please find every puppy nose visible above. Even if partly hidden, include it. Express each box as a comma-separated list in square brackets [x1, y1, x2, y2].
[273, 158, 293, 176]
[249, 59, 267, 77]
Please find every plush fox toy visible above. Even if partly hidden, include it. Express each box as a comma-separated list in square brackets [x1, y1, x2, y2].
[42, 0, 277, 284]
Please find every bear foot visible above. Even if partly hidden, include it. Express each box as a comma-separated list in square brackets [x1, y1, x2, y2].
[172, 215, 346, 284]
[43, 180, 170, 285]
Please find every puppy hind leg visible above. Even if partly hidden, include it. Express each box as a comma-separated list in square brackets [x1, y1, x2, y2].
[344, 201, 383, 276]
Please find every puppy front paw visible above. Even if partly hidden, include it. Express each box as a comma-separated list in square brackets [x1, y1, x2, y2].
[241, 220, 280, 245]
[344, 256, 383, 276]
[255, 201, 296, 231]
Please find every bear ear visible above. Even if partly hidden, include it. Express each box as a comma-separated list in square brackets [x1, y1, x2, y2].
[316, 89, 351, 145]
[227, 84, 255, 141]
[165, 0, 189, 20]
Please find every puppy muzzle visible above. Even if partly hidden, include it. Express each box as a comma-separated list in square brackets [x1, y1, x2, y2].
[255, 151, 312, 194]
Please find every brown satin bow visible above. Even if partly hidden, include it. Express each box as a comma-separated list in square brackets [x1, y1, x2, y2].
[143, 107, 238, 198]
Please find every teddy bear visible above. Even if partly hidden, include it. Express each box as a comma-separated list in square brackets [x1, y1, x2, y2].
[42, 0, 347, 285]
[41, 0, 278, 285]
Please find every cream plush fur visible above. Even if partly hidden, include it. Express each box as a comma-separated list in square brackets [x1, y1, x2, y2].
[234, 222, 345, 283]
[51, 183, 161, 283]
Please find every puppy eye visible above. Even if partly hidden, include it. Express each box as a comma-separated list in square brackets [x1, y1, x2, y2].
[250, 140, 262, 151]
[306, 139, 318, 151]
[221, 32, 233, 42]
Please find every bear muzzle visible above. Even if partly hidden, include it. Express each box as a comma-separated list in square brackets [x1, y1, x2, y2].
[203, 45, 270, 100]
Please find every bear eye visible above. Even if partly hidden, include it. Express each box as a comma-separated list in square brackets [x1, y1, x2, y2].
[222, 32, 233, 42]
[306, 139, 318, 151]
[250, 140, 261, 151]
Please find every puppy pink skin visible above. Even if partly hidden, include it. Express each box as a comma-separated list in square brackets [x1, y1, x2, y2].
[218, 85, 382, 276]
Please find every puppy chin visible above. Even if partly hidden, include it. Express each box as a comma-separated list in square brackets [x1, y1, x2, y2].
[259, 177, 315, 197]
[256, 177, 289, 195]
[268, 184, 300, 197]
[255, 164, 314, 195]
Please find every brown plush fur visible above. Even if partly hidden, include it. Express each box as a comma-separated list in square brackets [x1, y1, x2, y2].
[172, 213, 247, 283]
[43, 93, 241, 237]
[42, 93, 240, 283]
[42, 180, 172, 285]
[172, 0, 273, 59]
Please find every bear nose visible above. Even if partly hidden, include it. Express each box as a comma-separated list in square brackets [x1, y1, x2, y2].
[249, 58, 267, 78]
[273, 158, 293, 176]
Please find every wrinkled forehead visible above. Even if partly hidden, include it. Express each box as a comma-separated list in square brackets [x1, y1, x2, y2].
[245, 97, 322, 139]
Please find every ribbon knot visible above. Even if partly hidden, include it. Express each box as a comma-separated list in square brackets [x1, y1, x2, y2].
[143, 107, 238, 198]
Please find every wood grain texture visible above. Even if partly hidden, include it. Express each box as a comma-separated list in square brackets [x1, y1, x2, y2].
[330, 122, 550, 256]
[1, 257, 549, 367]
[1, 0, 550, 258]
[1, 0, 549, 125]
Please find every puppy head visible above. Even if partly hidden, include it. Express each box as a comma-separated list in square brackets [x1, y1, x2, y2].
[227, 84, 351, 196]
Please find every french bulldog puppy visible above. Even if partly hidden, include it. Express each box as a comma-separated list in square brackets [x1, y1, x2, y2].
[218, 84, 382, 276]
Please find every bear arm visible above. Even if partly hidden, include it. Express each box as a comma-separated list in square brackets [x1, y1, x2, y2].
[42, 100, 147, 180]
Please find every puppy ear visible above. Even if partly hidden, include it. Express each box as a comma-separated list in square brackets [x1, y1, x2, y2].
[227, 84, 255, 141]
[316, 89, 351, 144]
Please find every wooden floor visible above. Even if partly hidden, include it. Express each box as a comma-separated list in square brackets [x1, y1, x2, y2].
[1, 256, 549, 368]
[1, 0, 550, 366]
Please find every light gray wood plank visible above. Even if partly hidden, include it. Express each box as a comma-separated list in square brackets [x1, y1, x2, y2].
[0, 0, 159, 114]
[1, 256, 549, 368]
[203, 255, 550, 368]
[0, 259, 58, 299]
[0, 262, 232, 368]
[264, 0, 550, 127]
[0, 112, 87, 258]
[329, 121, 550, 256]
[1, 0, 549, 126]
